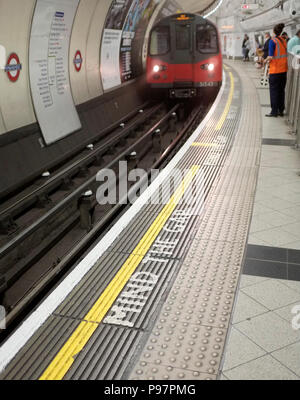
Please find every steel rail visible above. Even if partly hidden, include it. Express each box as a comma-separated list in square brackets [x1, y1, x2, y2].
[4, 104, 210, 328]
[0, 102, 158, 222]
[0, 104, 179, 260]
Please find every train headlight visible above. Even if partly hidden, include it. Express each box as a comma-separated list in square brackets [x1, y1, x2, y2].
[153, 65, 167, 72]
[201, 63, 215, 71]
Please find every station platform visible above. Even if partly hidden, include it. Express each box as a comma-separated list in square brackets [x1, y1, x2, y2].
[0, 60, 299, 381]
[221, 61, 300, 380]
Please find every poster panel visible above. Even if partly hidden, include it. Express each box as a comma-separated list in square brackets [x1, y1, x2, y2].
[29, 0, 81, 145]
[101, 29, 123, 90]
[101, 0, 181, 91]
[121, 0, 155, 82]
[101, 0, 132, 90]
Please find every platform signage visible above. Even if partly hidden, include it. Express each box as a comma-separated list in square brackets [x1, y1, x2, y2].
[101, 0, 161, 90]
[73, 50, 83, 72]
[5, 53, 22, 82]
[29, 0, 81, 145]
[241, 3, 259, 10]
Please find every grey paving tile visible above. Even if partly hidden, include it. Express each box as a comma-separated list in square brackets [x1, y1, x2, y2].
[279, 279, 300, 293]
[239, 275, 269, 289]
[288, 249, 300, 264]
[257, 211, 296, 228]
[288, 263, 300, 281]
[249, 217, 274, 233]
[272, 342, 300, 378]
[219, 373, 228, 380]
[274, 301, 300, 324]
[264, 198, 298, 212]
[275, 182, 300, 195]
[282, 222, 300, 239]
[247, 234, 271, 247]
[253, 227, 298, 248]
[222, 328, 266, 371]
[286, 240, 300, 250]
[235, 311, 300, 352]
[246, 244, 287, 263]
[254, 191, 276, 203]
[268, 167, 299, 177]
[252, 203, 275, 216]
[243, 258, 287, 280]
[241, 279, 300, 310]
[268, 191, 300, 205]
[258, 167, 278, 178]
[232, 291, 268, 324]
[223, 355, 299, 380]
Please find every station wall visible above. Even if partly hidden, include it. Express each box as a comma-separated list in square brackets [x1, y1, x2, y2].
[217, 0, 300, 59]
[0, 0, 182, 198]
[0, 0, 36, 134]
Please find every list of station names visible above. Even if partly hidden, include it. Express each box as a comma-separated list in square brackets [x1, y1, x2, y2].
[36, 12, 68, 109]
[29, 0, 81, 145]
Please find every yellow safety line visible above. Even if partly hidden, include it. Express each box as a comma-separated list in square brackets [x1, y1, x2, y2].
[39, 165, 200, 380]
[192, 142, 219, 147]
[216, 71, 234, 131]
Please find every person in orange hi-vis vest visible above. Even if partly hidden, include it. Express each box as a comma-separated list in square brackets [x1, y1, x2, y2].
[264, 23, 288, 117]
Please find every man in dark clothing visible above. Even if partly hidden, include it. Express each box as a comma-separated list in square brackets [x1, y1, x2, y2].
[263, 32, 271, 59]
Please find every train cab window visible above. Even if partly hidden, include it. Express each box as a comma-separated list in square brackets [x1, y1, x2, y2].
[196, 24, 218, 53]
[150, 26, 170, 55]
[176, 25, 191, 50]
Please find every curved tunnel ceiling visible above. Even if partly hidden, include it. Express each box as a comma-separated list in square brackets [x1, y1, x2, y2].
[177, 0, 220, 13]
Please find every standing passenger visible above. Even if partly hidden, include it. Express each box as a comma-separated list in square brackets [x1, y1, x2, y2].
[288, 30, 300, 55]
[263, 32, 271, 60]
[264, 23, 288, 117]
[242, 34, 250, 61]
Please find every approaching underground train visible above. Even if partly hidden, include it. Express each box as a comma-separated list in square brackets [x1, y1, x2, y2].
[146, 13, 223, 98]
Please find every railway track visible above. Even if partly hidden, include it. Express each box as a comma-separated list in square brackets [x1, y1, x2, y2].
[0, 97, 213, 336]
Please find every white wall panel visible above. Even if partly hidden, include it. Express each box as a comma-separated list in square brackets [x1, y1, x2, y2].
[0, 0, 36, 134]
[69, 0, 98, 105]
[86, 0, 113, 99]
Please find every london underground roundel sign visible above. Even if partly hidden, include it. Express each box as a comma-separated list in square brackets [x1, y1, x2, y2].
[74, 50, 83, 72]
[5, 53, 22, 82]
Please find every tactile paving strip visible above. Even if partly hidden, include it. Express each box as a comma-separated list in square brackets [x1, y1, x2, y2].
[132, 321, 225, 378]
[129, 62, 262, 379]
[132, 363, 216, 380]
